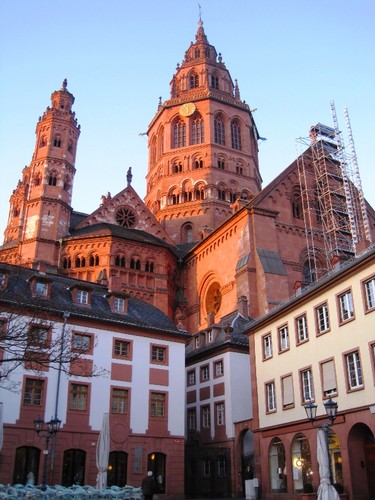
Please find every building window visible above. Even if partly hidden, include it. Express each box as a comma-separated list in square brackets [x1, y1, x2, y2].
[301, 368, 314, 402]
[269, 438, 287, 493]
[115, 206, 136, 228]
[28, 326, 49, 348]
[217, 158, 225, 169]
[214, 360, 224, 377]
[263, 334, 273, 359]
[89, 254, 99, 266]
[69, 384, 88, 411]
[192, 116, 204, 144]
[216, 402, 225, 426]
[188, 370, 196, 386]
[190, 72, 199, 88]
[278, 325, 289, 352]
[53, 135, 61, 148]
[73, 333, 91, 352]
[296, 314, 308, 343]
[214, 115, 225, 145]
[217, 456, 227, 477]
[364, 277, 375, 311]
[76, 290, 89, 305]
[202, 406, 210, 428]
[345, 351, 363, 390]
[338, 290, 354, 323]
[151, 392, 165, 417]
[203, 458, 211, 477]
[211, 74, 219, 89]
[207, 330, 213, 343]
[23, 378, 44, 406]
[316, 303, 330, 334]
[266, 381, 276, 412]
[48, 173, 57, 186]
[113, 297, 125, 312]
[151, 345, 167, 363]
[173, 120, 186, 148]
[195, 337, 200, 348]
[35, 281, 48, 297]
[113, 339, 130, 358]
[231, 120, 242, 150]
[321, 359, 337, 397]
[188, 408, 197, 430]
[145, 261, 154, 273]
[201, 365, 209, 381]
[291, 190, 302, 219]
[282, 375, 294, 408]
[115, 255, 126, 267]
[111, 388, 128, 414]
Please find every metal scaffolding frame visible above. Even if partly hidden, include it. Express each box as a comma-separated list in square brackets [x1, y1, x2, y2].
[296, 103, 370, 277]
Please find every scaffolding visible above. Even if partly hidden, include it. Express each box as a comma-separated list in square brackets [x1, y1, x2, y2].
[296, 103, 370, 277]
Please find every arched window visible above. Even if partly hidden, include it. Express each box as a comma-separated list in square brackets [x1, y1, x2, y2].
[48, 172, 57, 186]
[75, 257, 81, 268]
[147, 452, 166, 494]
[63, 175, 71, 192]
[268, 438, 287, 493]
[89, 255, 99, 266]
[115, 255, 126, 267]
[211, 73, 219, 90]
[206, 282, 222, 315]
[182, 224, 193, 244]
[150, 136, 157, 166]
[231, 120, 242, 150]
[236, 162, 243, 175]
[195, 186, 205, 200]
[192, 116, 204, 144]
[292, 189, 302, 219]
[53, 135, 62, 148]
[214, 115, 225, 145]
[291, 433, 313, 493]
[303, 259, 317, 283]
[39, 136, 47, 148]
[229, 191, 236, 202]
[217, 158, 225, 170]
[68, 140, 73, 153]
[194, 159, 203, 169]
[63, 257, 71, 269]
[130, 259, 141, 270]
[34, 173, 42, 187]
[217, 186, 226, 201]
[173, 120, 186, 148]
[145, 261, 154, 273]
[190, 72, 199, 88]
[81, 257, 86, 267]
[157, 126, 164, 159]
[173, 162, 182, 173]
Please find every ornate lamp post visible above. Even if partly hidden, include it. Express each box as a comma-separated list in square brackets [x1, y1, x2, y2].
[34, 416, 61, 490]
[304, 397, 338, 484]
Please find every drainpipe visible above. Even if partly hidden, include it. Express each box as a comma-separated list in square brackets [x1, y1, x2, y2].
[54, 311, 70, 418]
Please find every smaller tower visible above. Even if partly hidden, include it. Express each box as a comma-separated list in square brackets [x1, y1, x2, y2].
[1, 80, 80, 269]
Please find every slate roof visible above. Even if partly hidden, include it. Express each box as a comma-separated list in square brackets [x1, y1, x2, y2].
[65, 222, 181, 256]
[0, 263, 188, 338]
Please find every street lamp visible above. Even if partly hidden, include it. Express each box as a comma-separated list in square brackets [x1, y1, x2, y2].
[304, 397, 338, 484]
[34, 416, 61, 490]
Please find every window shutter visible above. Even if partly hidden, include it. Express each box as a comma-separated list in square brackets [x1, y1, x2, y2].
[322, 360, 336, 392]
[282, 375, 294, 406]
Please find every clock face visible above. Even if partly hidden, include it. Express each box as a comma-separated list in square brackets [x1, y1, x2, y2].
[179, 102, 196, 117]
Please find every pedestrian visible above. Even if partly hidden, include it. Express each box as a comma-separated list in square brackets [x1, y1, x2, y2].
[142, 470, 155, 500]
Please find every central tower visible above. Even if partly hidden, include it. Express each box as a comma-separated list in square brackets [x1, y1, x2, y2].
[145, 20, 261, 244]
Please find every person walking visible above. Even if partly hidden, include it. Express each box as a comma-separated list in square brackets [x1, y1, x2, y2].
[142, 471, 155, 500]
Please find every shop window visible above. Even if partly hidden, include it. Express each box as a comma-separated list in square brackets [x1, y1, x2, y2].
[61, 449, 86, 486]
[13, 447, 40, 485]
[269, 438, 287, 493]
[108, 451, 128, 488]
[291, 434, 313, 493]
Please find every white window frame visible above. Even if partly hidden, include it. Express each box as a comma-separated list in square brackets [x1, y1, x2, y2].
[346, 351, 363, 390]
[201, 365, 209, 381]
[278, 325, 289, 352]
[339, 290, 354, 322]
[301, 368, 314, 402]
[364, 277, 375, 310]
[296, 314, 308, 343]
[202, 406, 210, 428]
[263, 334, 272, 358]
[266, 382, 276, 412]
[216, 402, 225, 426]
[316, 303, 329, 333]
[76, 289, 88, 304]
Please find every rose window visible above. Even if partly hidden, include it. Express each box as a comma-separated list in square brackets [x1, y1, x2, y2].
[115, 206, 136, 228]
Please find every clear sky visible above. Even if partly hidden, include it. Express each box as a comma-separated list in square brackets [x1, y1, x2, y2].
[0, 0, 374, 238]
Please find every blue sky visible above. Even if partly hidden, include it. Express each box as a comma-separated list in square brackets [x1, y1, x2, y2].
[0, 0, 374, 237]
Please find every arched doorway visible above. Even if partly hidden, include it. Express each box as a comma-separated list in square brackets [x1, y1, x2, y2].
[147, 452, 166, 494]
[13, 446, 40, 485]
[108, 451, 128, 487]
[62, 449, 86, 486]
[348, 423, 375, 498]
[269, 437, 287, 493]
[291, 433, 313, 493]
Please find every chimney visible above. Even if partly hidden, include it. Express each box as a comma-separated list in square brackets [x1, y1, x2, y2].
[237, 295, 249, 317]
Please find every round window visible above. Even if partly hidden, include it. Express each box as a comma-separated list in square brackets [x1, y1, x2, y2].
[115, 206, 136, 228]
[206, 282, 222, 315]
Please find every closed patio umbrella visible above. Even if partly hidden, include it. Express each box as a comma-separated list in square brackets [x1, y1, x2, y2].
[317, 428, 339, 500]
[96, 413, 110, 490]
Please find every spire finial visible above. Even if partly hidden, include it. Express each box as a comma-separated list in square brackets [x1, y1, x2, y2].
[62, 79, 68, 91]
[127, 167, 133, 186]
[198, 3, 202, 22]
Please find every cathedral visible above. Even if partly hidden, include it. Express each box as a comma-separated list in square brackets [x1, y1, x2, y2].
[0, 18, 374, 499]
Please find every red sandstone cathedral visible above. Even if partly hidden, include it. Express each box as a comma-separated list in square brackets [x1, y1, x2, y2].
[1, 20, 374, 333]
